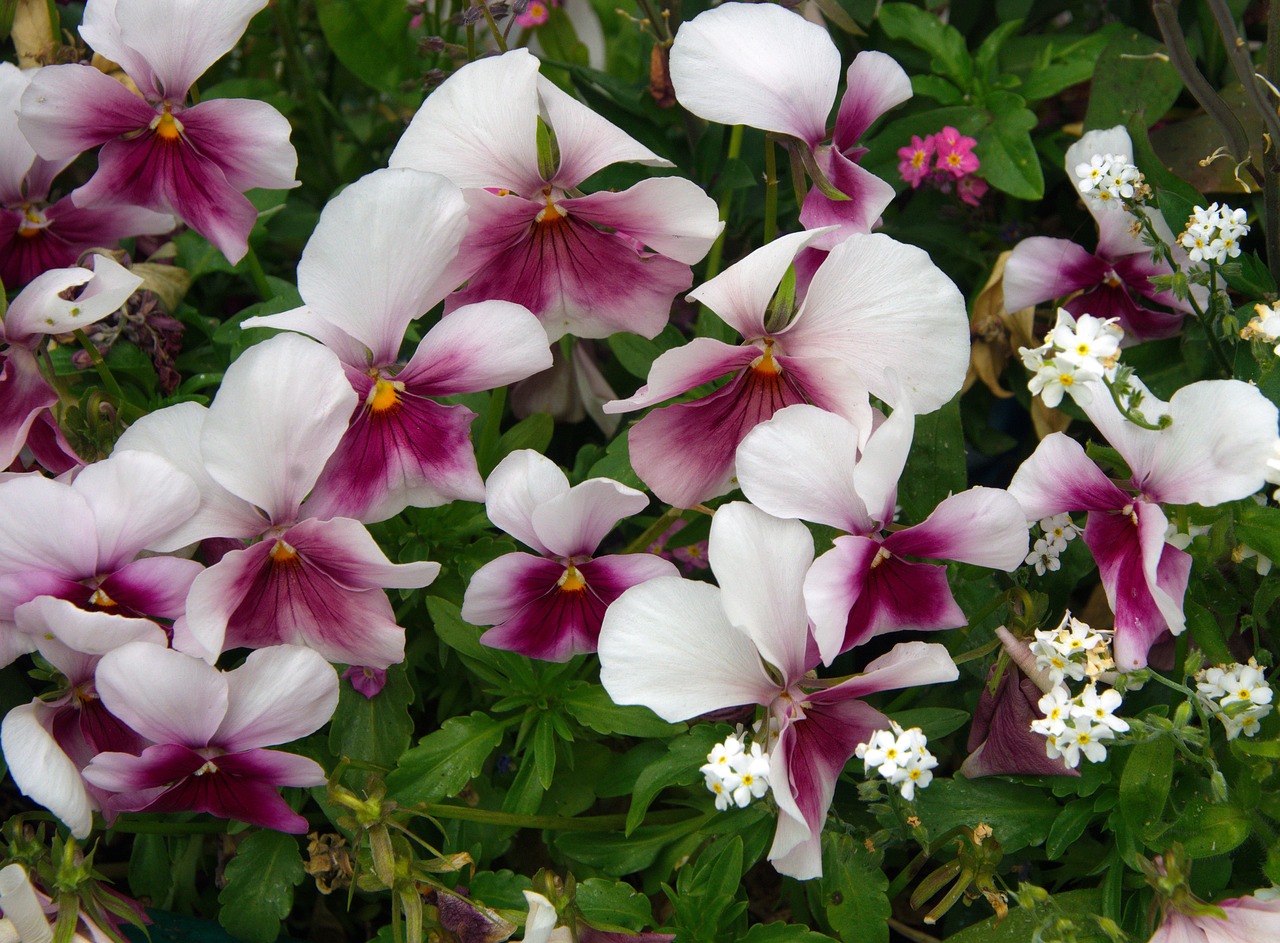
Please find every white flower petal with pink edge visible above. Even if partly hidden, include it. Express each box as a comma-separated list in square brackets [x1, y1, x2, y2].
[1007, 433, 1129, 521]
[401, 300, 553, 396]
[1, 702, 94, 837]
[561, 177, 721, 265]
[216, 646, 339, 752]
[603, 338, 757, 413]
[598, 577, 778, 722]
[670, 3, 839, 146]
[784, 234, 968, 412]
[95, 642, 229, 747]
[711, 503, 814, 685]
[16, 595, 167, 661]
[882, 487, 1029, 571]
[290, 168, 471, 366]
[736, 405, 873, 535]
[834, 51, 912, 149]
[484, 451, 572, 555]
[529, 478, 650, 560]
[389, 50, 543, 193]
[0, 477, 99, 612]
[2, 256, 140, 347]
[202, 334, 356, 525]
[825, 641, 960, 700]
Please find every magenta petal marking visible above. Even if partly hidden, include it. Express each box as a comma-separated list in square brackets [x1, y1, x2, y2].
[0, 347, 58, 470]
[797, 147, 896, 241]
[19, 64, 157, 160]
[1007, 433, 1129, 522]
[833, 51, 912, 151]
[604, 339, 756, 413]
[628, 362, 808, 508]
[177, 98, 298, 192]
[1063, 284, 1184, 342]
[840, 548, 966, 653]
[958, 666, 1077, 778]
[98, 555, 204, 621]
[304, 387, 484, 524]
[1002, 237, 1108, 312]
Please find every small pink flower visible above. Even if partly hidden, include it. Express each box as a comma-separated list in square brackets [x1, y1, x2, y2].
[342, 666, 388, 699]
[934, 126, 979, 178]
[516, 0, 551, 26]
[957, 174, 989, 206]
[896, 135, 935, 188]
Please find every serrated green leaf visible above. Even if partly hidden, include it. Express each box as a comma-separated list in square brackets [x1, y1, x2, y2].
[217, 831, 304, 943]
[561, 681, 684, 738]
[821, 833, 889, 943]
[315, 0, 417, 96]
[328, 663, 414, 774]
[386, 711, 505, 805]
[576, 877, 653, 932]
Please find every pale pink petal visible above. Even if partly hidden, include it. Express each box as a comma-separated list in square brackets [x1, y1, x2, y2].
[687, 229, 830, 341]
[736, 405, 874, 533]
[217, 645, 339, 751]
[177, 97, 297, 191]
[2, 702, 94, 837]
[603, 338, 755, 412]
[15, 595, 166, 657]
[797, 148, 896, 240]
[113, 402, 266, 547]
[72, 451, 198, 571]
[536, 75, 671, 187]
[531, 479, 651, 559]
[0, 476, 98, 590]
[484, 450, 570, 555]
[295, 168, 469, 364]
[0, 63, 40, 202]
[1007, 432, 1129, 520]
[882, 487, 1029, 570]
[669, 2, 838, 145]
[560, 178, 721, 265]
[462, 553, 565, 627]
[389, 49, 543, 193]
[240, 304, 370, 367]
[598, 577, 778, 721]
[77, 0, 160, 97]
[202, 334, 357, 523]
[711, 502, 814, 683]
[851, 403, 914, 529]
[0, 349, 57, 470]
[1002, 237, 1107, 311]
[401, 300, 553, 395]
[19, 64, 154, 160]
[822, 640, 959, 700]
[112, 0, 267, 102]
[834, 51, 912, 150]
[805, 535, 878, 663]
[95, 641, 229, 746]
[784, 234, 968, 412]
[777, 355, 874, 430]
[3, 256, 141, 346]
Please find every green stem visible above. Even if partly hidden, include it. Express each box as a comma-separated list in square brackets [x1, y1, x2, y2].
[479, 1, 507, 51]
[416, 804, 699, 832]
[763, 134, 779, 245]
[702, 124, 744, 282]
[1102, 376, 1169, 430]
[242, 245, 274, 302]
[72, 331, 125, 406]
[623, 505, 684, 554]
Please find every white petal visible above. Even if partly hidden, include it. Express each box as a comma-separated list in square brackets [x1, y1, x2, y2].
[3, 257, 140, 346]
[530, 478, 650, 559]
[598, 576, 778, 721]
[202, 334, 356, 524]
[407, 300, 552, 395]
[0, 476, 98, 592]
[18, 596, 167, 660]
[484, 450, 570, 554]
[295, 168, 470, 365]
[670, 2, 839, 144]
[217, 645, 339, 751]
[736, 404, 873, 533]
[0, 64, 38, 202]
[2, 703, 94, 837]
[536, 75, 670, 186]
[852, 402, 914, 530]
[710, 502, 814, 684]
[95, 641, 228, 746]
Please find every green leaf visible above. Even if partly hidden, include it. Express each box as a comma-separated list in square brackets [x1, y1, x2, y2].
[217, 831, 304, 943]
[554, 815, 705, 875]
[626, 726, 724, 834]
[561, 681, 685, 738]
[328, 663, 414, 772]
[877, 3, 972, 88]
[1223, 252, 1277, 296]
[1117, 737, 1175, 860]
[1156, 188, 1198, 246]
[386, 711, 505, 805]
[576, 877, 654, 932]
[889, 708, 970, 741]
[1084, 30, 1182, 129]
[588, 432, 645, 490]
[1236, 501, 1280, 563]
[910, 75, 964, 106]
[978, 91, 1043, 200]
[974, 20, 1023, 83]
[609, 332, 666, 380]
[536, 7, 590, 67]
[1168, 799, 1250, 858]
[1233, 737, 1280, 759]
[314, 0, 417, 96]
[469, 870, 533, 910]
[1184, 599, 1232, 667]
[667, 836, 747, 942]
[495, 413, 555, 462]
[127, 833, 173, 907]
[1046, 799, 1096, 860]
[945, 889, 1106, 942]
[898, 395, 966, 523]
[913, 778, 1058, 853]
[740, 924, 834, 943]
[821, 833, 889, 943]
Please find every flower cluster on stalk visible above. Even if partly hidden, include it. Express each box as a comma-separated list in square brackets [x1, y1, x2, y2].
[1180, 203, 1249, 265]
[1195, 659, 1273, 740]
[897, 126, 987, 205]
[1074, 151, 1146, 205]
[855, 722, 938, 800]
[701, 732, 771, 811]
[1024, 512, 1081, 575]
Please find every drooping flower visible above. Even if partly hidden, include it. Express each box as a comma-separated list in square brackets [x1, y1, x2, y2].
[0, 254, 141, 471]
[19, 0, 299, 263]
[958, 662, 1078, 779]
[82, 643, 338, 832]
[735, 404, 1028, 662]
[598, 502, 959, 878]
[0, 62, 173, 288]
[1004, 127, 1203, 341]
[388, 48, 721, 341]
[1148, 895, 1280, 943]
[606, 229, 968, 508]
[461, 450, 676, 661]
[669, 2, 910, 242]
[243, 167, 553, 523]
[1008, 379, 1280, 669]
[113, 333, 440, 667]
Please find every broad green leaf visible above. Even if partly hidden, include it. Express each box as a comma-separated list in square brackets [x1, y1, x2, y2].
[495, 413, 555, 464]
[1168, 799, 1250, 858]
[974, 20, 1023, 83]
[914, 777, 1058, 853]
[821, 833, 889, 943]
[127, 833, 172, 908]
[1046, 799, 1096, 860]
[889, 708, 970, 741]
[561, 681, 684, 738]
[554, 815, 706, 875]
[217, 831, 304, 943]
[469, 870, 533, 911]
[741, 925, 834, 943]
[536, 7, 589, 67]
[1223, 251, 1277, 296]
[386, 711, 505, 805]
[898, 395, 966, 524]
[1084, 30, 1181, 130]
[626, 726, 725, 834]
[1236, 501, 1280, 563]
[945, 889, 1107, 942]
[877, 3, 972, 88]
[328, 663, 414, 772]
[1184, 599, 1232, 667]
[1233, 737, 1280, 759]
[609, 332, 667, 380]
[1117, 737, 1174, 860]
[910, 75, 964, 105]
[588, 432, 645, 490]
[315, 0, 417, 96]
[979, 91, 1043, 200]
[576, 877, 654, 932]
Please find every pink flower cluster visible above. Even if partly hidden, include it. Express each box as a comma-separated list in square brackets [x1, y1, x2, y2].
[516, 0, 558, 27]
[897, 127, 987, 206]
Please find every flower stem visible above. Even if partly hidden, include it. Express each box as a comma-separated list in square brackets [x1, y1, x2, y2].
[415, 804, 699, 832]
[242, 245, 275, 302]
[624, 505, 684, 554]
[763, 134, 779, 245]
[702, 124, 744, 282]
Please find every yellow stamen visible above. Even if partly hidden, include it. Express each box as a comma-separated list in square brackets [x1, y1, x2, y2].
[535, 196, 566, 224]
[559, 565, 586, 592]
[270, 540, 298, 563]
[194, 760, 218, 776]
[368, 378, 401, 413]
[154, 107, 183, 141]
[89, 588, 117, 608]
[870, 546, 892, 569]
[752, 340, 781, 376]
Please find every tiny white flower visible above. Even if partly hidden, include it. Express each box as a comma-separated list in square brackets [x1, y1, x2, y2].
[1071, 683, 1129, 733]
[1033, 685, 1074, 737]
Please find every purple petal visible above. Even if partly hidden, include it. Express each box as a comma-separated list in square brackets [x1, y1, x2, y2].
[958, 665, 1078, 778]
[627, 358, 809, 508]
[882, 487, 1028, 570]
[0, 349, 57, 470]
[100, 555, 203, 621]
[1002, 237, 1107, 312]
[176, 98, 297, 192]
[463, 552, 566, 626]
[797, 148, 897, 241]
[1063, 283, 1183, 342]
[445, 189, 694, 341]
[1007, 433, 1129, 521]
[833, 51, 912, 150]
[19, 64, 156, 160]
